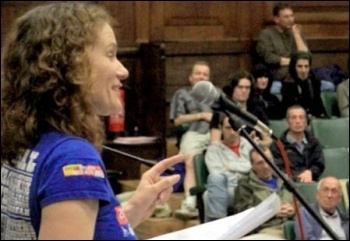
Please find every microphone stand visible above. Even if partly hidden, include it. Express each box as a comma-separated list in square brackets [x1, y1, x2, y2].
[226, 112, 340, 240]
[101, 145, 176, 174]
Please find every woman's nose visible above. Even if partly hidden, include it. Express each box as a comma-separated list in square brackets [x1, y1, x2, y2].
[116, 61, 129, 80]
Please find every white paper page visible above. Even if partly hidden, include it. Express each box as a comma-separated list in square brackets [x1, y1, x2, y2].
[149, 208, 253, 240]
[218, 192, 281, 239]
[149, 193, 281, 240]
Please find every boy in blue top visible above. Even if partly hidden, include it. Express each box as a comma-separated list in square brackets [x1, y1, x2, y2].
[1, 2, 182, 240]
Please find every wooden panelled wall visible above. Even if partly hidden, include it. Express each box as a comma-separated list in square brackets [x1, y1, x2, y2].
[2, 1, 349, 155]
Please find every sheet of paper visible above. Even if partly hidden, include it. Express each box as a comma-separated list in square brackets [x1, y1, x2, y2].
[113, 136, 157, 144]
[149, 193, 281, 240]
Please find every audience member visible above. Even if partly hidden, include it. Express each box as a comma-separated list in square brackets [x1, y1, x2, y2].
[222, 70, 272, 147]
[337, 78, 349, 117]
[294, 176, 349, 240]
[270, 105, 325, 182]
[170, 61, 217, 219]
[234, 145, 295, 239]
[255, 2, 309, 94]
[251, 64, 283, 120]
[204, 114, 252, 222]
[281, 51, 327, 118]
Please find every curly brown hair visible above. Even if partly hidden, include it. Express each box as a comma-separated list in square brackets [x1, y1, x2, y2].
[1, 2, 114, 165]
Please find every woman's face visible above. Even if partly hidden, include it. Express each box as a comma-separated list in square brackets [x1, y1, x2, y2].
[256, 76, 269, 90]
[88, 22, 129, 116]
[295, 59, 310, 81]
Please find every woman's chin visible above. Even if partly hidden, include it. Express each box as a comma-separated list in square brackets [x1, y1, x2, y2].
[94, 105, 122, 116]
[108, 104, 123, 115]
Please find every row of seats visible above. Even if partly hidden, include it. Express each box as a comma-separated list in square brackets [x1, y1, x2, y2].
[269, 117, 349, 149]
[175, 108, 348, 151]
[174, 91, 346, 150]
[190, 147, 349, 224]
[275, 91, 341, 118]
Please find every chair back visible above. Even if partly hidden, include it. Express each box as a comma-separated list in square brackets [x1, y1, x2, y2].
[191, 153, 209, 193]
[321, 147, 349, 179]
[295, 182, 318, 204]
[321, 91, 340, 118]
[268, 119, 287, 139]
[189, 153, 209, 223]
[283, 220, 295, 240]
[310, 117, 349, 148]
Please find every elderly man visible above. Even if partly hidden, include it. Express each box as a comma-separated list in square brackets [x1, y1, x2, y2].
[294, 176, 349, 240]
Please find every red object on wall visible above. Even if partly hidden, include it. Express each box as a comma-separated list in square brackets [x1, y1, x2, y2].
[108, 89, 125, 132]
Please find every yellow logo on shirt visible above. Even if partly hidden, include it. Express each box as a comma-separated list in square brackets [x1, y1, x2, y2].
[62, 164, 105, 178]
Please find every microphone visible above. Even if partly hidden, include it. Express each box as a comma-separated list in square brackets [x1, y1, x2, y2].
[191, 81, 273, 137]
[191, 80, 220, 105]
[101, 145, 176, 174]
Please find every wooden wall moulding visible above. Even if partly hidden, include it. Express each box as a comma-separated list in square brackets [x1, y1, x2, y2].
[289, 1, 349, 12]
[149, 1, 251, 41]
[164, 39, 252, 56]
[307, 37, 349, 52]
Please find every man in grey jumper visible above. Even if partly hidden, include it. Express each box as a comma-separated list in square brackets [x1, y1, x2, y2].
[203, 115, 253, 222]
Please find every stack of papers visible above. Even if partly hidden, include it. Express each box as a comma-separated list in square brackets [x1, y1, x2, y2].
[149, 193, 281, 240]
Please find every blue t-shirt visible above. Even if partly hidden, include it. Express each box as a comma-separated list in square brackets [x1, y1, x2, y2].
[1, 131, 137, 240]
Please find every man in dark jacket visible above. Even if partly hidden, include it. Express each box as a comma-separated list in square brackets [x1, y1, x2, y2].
[270, 105, 325, 182]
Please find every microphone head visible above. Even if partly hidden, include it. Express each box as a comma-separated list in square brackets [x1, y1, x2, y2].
[191, 81, 220, 105]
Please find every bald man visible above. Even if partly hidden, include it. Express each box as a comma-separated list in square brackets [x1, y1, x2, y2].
[295, 177, 349, 240]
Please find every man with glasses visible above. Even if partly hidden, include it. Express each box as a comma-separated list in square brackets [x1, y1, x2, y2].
[222, 70, 271, 147]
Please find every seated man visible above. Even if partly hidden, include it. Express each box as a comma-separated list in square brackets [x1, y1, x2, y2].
[294, 176, 349, 240]
[233, 145, 295, 239]
[204, 114, 252, 222]
[170, 60, 217, 219]
[255, 2, 309, 94]
[222, 70, 272, 147]
[270, 105, 325, 182]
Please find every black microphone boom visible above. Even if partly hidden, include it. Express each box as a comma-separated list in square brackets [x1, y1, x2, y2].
[191, 81, 273, 137]
[101, 145, 176, 174]
[218, 94, 273, 137]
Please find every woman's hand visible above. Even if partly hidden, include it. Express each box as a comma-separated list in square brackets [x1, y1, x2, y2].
[122, 154, 183, 227]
